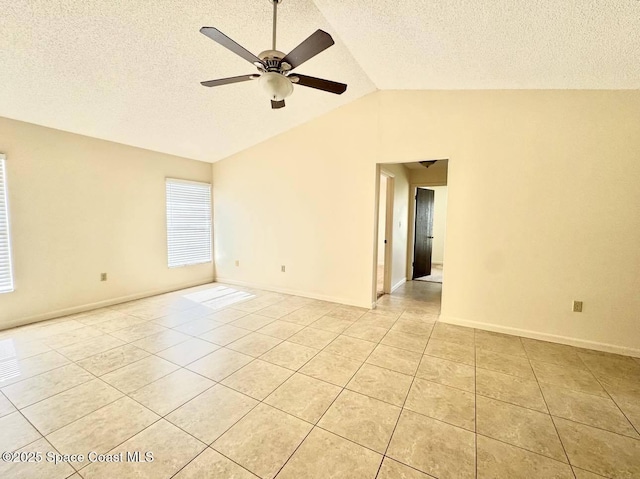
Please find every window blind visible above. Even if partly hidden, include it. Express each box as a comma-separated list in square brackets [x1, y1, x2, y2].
[166, 178, 212, 268]
[0, 156, 14, 293]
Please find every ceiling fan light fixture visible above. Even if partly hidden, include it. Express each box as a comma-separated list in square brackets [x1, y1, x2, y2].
[259, 72, 293, 101]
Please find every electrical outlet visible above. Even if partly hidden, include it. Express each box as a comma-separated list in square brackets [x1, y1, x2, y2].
[281, 265, 286, 272]
[235, 260, 239, 267]
[100, 273, 107, 282]
[572, 301, 583, 313]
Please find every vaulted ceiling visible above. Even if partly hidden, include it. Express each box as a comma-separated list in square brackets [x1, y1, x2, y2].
[1, 1, 638, 163]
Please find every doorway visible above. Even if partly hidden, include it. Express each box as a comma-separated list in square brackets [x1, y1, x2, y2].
[412, 185, 447, 283]
[376, 171, 394, 298]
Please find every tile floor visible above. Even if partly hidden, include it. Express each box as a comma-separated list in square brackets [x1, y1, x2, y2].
[0, 281, 639, 478]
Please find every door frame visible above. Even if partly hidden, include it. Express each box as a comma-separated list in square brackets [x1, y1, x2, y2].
[372, 166, 395, 303]
[406, 181, 447, 280]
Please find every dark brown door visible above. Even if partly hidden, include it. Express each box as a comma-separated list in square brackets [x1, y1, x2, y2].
[413, 188, 435, 279]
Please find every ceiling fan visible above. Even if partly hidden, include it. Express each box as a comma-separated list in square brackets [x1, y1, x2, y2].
[199, 0, 347, 109]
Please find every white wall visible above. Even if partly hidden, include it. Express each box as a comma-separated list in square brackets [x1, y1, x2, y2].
[212, 90, 640, 355]
[0, 117, 213, 329]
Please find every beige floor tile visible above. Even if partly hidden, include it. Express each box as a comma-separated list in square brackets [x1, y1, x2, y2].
[425, 338, 475, 366]
[0, 391, 16, 418]
[130, 369, 214, 416]
[531, 361, 607, 397]
[0, 437, 75, 479]
[259, 341, 318, 370]
[541, 383, 638, 438]
[277, 427, 382, 479]
[324, 335, 377, 361]
[617, 399, 640, 433]
[43, 326, 105, 349]
[230, 314, 277, 331]
[56, 334, 125, 361]
[21, 379, 123, 435]
[387, 409, 476, 479]
[187, 348, 253, 381]
[325, 306, 367, 322]
[174, 448, 259, 479]
[213, 403, 313, 479]
[347, 363, 413, 407]
[477, 368, 547, 412]
[256, 320, 304, 339]
[226, 332, 282, 357]
[100, 355, 178, 393]
[299, 351, 362, 387]
[318, 390, 401, 453]
[416, 355, 475, 392]
[254, 303, 302, 319]
[405, 378, 475, 431]
[1, 363, 94, 408]
[522, 338, 586, 369]
[172, 318, 223, 336]
[287, 327, 338, 349]
[199, 324, 251, 346]
[81, 419, 205, 479]
[222, 359, 293, 400]
[153, 310, 206, 328]
[206, 308, 249, 324]
[167, 384, 257, 444]
[477, 434, 574, 479]
[76, 344, 150, 376]
[342, 322, 388, 342]
[555, 417, 640, 478]
[390, 319, 434, 338]
[381, 330, 428, 353]
[358, 312, 398, 329]
[475, 330, 526, 357]
[0, 338, 51, 361]
[476, 349, 535, 379]
[280, 307, 326, 326]
[130, 329, 191, 353]
[578, 350, 640, 381]
[46, 396, 159, 457]
[94, 315, 147, 333]
[310, 316, 354, 334]
[0, 412, 41, 452]
[571, 468, 607, 479]
[377, 457, 434, 479]
[0, 350, 71, 386]
[598, 374, 640, 404]
[109, 322, 168, 342]
[366, 344, 422, 375]
[155, 337, 219, 366]
[430, 323, 475, 347]
[265, 373, 341, 423]
[476, 396, 567, 462]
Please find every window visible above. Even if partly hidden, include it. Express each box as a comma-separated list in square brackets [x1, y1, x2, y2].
[166, 178, 212, 268]
[0, 155, 14, 293]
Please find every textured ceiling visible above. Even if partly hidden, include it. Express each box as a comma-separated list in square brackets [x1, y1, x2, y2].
[0, 0, 375, 162]
[1, 1, 638, 163]
[315, 0, 640, 89]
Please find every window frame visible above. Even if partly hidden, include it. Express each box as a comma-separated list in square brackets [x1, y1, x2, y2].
[0, 154, 15, 293]
[165, 177, 213, 269]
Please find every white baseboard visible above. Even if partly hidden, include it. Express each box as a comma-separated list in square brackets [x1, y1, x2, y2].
[1, 277, 215, 332]
[390, 278, 406, 293]
[215, 277, 371, 309]
[439, 315, 640, 358]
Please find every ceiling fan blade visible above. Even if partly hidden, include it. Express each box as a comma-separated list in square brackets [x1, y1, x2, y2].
[282, 30, 334, 69]
[271, 100, 286, 109]
[291, 74, 347, 95]
[200, 74, 258, 87]
[200, 27, 264, 65]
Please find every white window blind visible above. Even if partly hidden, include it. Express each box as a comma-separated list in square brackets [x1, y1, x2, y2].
[0, 155, 14, 293]
[166, 178, 212, 268]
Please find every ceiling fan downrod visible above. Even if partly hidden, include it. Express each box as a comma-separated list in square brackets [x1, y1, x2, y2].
[271, 0, 282, 51]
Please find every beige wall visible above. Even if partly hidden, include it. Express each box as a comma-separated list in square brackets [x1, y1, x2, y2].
[377, 175, 387, 265]
[380, 164, 410, 291]
[213, 90, 640, 355]
[0, 117, 213, 330]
